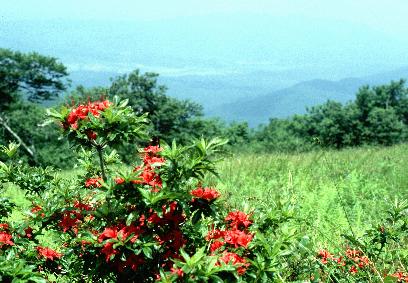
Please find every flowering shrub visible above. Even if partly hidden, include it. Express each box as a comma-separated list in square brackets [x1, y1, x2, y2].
[0, 97, 272, 282]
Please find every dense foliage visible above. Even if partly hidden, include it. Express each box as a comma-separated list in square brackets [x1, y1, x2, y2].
[0, 98, 291, 282]
[254, 80, 408, 151]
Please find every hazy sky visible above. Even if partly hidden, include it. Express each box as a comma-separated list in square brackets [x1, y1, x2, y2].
[2, 1, 408, 79]
[3, 0, 408, 34]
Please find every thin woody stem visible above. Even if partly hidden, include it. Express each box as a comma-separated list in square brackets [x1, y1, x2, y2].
[96, 145, 106, 181]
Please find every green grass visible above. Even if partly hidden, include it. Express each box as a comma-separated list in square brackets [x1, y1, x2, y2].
[208, 143, 408, 248]
[5, 143, 408, 250]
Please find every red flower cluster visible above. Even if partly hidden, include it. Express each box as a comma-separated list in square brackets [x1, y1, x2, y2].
[206, 211, 253, 275]
[97, 216, 145, 264]
[345, 249, 370, 269]
[115, 177, 125, 185]
[59, 210, 82, 233]
[218, 251, 250, 275]
[131, 145, 165, 190]
[225, 211, 252, 230]
[147, 202, 186, 265]
[389, 271, 408, 282]
[94, 203, 185, 273]
[59, 200, 94, 233]
[85, 177, 102, 188]
[170, 267, 184, 278]
[65, 100, 111, 130]
[36, 246, 63, 261]
[317, 249, 334, 265]
[317, 248, 371, 275]
[142, 145, 165, 165]
[0, 223, 14, 248]
[31, 204, 45, 217]
[207, 228, 253, 250]
[190, 187, 220, 201]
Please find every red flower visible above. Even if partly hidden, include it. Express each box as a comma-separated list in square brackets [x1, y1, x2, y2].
[36, 246, 62, 261]
[98, 227, 119, 242]
[132, 165, 163, 189]
[73, 200, 93, 211]
[317, 249, 333, 264]
[218, 252, 249, 275]
[147, 212, 161, 224]
[24, 227, 34, 239]
[206, 229, 225, 241]
[223, 229, 253, 248]
[86, 130, 97, 140]
[118, 225, 142, 243]
[190, 187, 221, 201]
[0, 231, 14, 248]
[225, 211, 252, 230]
[210, 240, 224, 253]
[65, 100, 111, 129]
[122, 253, 145, 271]
[31, 204, 42, 214]
[59, 210, 82, 233]
[85, 177, 102, 188]
[115, 177, 125, 185]
[357, 256, 371, 268]
[349, 265, 358, 274]
[171, 267, 184, 278]
[0, 223, 9, 231]
[345, 249, 361, 259]
[390, 271, 408, 282]
[101, 242, 119, 262]
[142, 145, 164, 165]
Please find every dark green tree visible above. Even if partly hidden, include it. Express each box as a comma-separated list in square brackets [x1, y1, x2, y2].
[0, 48, 69, 164]
[0, 48, 69, 108]
[109, 70, 203, 143]
[364, 107, 404, 145]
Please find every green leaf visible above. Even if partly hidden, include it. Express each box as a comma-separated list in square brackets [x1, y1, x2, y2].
[126, 211, 139, 226]
[209, 275, 224, 283]
[384, 276, 398, 283]
[119, 99, 129, 108]
[179, 248, 191, 262]
[142, 246, 153, 259]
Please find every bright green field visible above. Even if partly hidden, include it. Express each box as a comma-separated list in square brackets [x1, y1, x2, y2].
[208, 144, 408, 249]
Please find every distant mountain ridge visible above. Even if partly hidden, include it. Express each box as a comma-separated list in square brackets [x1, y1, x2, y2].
[206, 67, 408, 126]
[68, 66, 408, 127]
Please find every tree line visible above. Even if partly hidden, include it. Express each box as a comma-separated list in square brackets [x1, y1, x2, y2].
[1, 48, 407, 167]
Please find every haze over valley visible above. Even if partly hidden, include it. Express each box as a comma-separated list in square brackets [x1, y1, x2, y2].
[2, 1, 408, 126]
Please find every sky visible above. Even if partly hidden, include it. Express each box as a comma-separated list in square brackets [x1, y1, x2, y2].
[1, 0, 408, 80]
[2, 0, 408, 34]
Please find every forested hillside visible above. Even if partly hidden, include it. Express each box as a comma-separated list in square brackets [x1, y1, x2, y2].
[2, 48, 408, 167]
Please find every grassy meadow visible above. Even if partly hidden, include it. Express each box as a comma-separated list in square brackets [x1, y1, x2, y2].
[7, 143, 408, 242]
[208, 144, 408, 249]
[4, 143, 408, 280]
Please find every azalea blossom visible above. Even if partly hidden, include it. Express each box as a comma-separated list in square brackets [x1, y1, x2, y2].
[190, 187, 221, 201]
[65, 100, 111, 130]
[85, 177, 102, 188]
[225, 210, 252, 230]
[218, 252, 249, 275]
[36, 246, 62, 261]
[0, 231, 14, 248]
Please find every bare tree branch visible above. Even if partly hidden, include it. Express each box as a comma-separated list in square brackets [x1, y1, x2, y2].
[0, 115, 35, 159]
